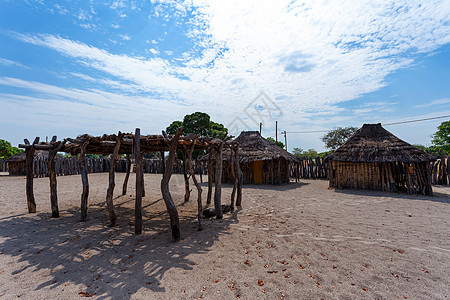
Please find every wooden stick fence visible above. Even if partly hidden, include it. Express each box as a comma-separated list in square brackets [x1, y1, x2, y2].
[0, 159, 7, 172]
[290, 157, 329, 180]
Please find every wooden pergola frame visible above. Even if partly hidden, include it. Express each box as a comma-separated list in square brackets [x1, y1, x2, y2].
[19, 128, 243, 241]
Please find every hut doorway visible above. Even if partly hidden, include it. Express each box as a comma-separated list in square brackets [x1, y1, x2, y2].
[253, 161, 264, 184]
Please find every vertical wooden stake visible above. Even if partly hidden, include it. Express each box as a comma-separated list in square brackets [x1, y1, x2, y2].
[206, 149, 213, 206]
[183, 150, 190, 202]
[214, 142, 224, 219]
[187, 139, 203, 231]
[105, 132, 123, 227]
[160, 151, 165, 175]
[48, 137, 65, 218]
[235, 144, 243, 207]
[80, 142, 89, 221]
[141, 153, 145, 197]
[122, 154, 131, 195]
[25, 137, 39, 213]
[230, 146, 238, 211]
[161, 128, 182, 241]
[134, 129, 143, 234]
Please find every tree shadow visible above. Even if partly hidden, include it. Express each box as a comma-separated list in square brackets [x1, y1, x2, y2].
[198, 181, 310, 191]
[0, 194, 237, 299]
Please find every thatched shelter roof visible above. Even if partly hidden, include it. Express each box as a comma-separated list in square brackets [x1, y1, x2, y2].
[327, 123, 436, 163]
[5, 150, 50, 162]
[224, 131, 300, 163]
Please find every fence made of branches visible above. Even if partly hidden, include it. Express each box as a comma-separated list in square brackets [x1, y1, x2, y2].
[290, 157, 328, 180]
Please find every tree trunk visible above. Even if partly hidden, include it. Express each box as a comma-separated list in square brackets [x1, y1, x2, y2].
[48, 138, 65, 218]
[235, 144, 243, 207]
[105, 132, 123, 227]
[230, 146, 238, 211]
[161, 128, 182, 241]
[25, 137, 39, 213]
[206, 149, 213, 206]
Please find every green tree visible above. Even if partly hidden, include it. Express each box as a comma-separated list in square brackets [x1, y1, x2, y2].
[293, 147, 318, 158]
[321, 126, 358, 150]
[166, 112, 228, 138]
[0, 139, 22, 159]
[267, 137, 284, 149]
[431, 120, 450, 155]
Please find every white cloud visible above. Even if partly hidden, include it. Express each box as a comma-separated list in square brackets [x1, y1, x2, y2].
[414, 98, 450, 108]
[148, 48, 160, 55]
[119, 34, 131, 40]
[111, 24, 120, 29]
[0, 58, 29, 69]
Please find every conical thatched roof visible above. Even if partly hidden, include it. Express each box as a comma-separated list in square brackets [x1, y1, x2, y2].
[230, 131, 300, 163]
[327, 123, 435, 163]
[5, 150, 50, 162]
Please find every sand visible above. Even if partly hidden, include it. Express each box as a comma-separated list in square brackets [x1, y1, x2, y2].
[0, 173, 449, 299]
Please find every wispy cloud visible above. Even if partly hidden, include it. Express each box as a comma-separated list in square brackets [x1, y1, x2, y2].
[413, 98, 450, 108]
[0, 58, 29, 69]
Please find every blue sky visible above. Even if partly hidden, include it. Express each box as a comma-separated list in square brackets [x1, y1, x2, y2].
[0, 0, 449, 152]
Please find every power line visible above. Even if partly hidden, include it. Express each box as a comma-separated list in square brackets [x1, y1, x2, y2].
[280, 114, 450, 134]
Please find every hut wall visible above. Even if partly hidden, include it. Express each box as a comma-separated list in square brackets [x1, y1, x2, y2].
[8, 161, 26, 176]
[0, 159, 7, 172]
[329, 161, 433, 195]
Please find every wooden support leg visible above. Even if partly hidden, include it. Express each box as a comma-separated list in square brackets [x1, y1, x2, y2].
[235, 144, 243, 207]
[80, 142, 89, 221]
[206, 149, 213, 206]
[214, 142, 224, 219]
[161, 128, 182, 241]
[25, 137, 39, 213]
[122, 154, 131, 196]
[183, 151, 190, 202]
[48, 137, 65, 218]
[134, 129, 143, 234]
[105, 132, 123, 227]
[187, 140, 203, 231]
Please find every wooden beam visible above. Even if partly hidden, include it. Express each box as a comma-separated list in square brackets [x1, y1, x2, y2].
[161, 127, 182, 241]
[25, 137, 39, 213]
[134, 129, 143, 234]
[214, 142, 224, 219]
[187, 139, 203, 231]
[105, 132, 123, 227]
[48, 139, 66, 218]
[122, 154, 131, 195]
[80, 142, 89, 221]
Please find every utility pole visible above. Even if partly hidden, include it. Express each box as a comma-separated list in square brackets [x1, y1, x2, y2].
[259, 122, 263, 135]
[283, 131, 287, 151]
[275, 121, 278, 143]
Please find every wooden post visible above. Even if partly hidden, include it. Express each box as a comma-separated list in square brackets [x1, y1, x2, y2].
[122, 154, 131, 195]
[134, 129, 143, 234]
[105, 132, 123, 227]
[160, 151, 165, 175]
[25, 137, 39, 213]
[230, 146, 238, 211]
[161, 128, 182, 240]
[214, 142, 224, 219]
[141, 153, 145, 197]
[206, 148, 213, 206]
[183, 150, 190, 202]
[187, 140, 203, 231]
[80, 142, 89, 221]
[278, 158, 281, 185]
[48, 137, 65, 218]
[235, 144, 243, 207]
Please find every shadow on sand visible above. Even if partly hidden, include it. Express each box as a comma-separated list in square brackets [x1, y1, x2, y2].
[0, 195, 238, 299]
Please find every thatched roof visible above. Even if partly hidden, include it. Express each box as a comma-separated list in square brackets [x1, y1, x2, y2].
[226, 131, 300, 163]
[327, 123, 436, 163]
[5, 150, 50, 162]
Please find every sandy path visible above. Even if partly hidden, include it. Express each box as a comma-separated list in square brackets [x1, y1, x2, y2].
[0, 173, 449, 299]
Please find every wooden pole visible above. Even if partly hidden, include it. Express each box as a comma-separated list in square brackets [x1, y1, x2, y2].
[161, 128, 182, 241]
[187, 140, 203, 231]
[25, 137, 39, 213]
[278, 158, 281, 185]
[80, 142, 89, 222]
[206, 149, 213, 206]
[183, 150, 190, 202]
[122, 154, 131, 195]
[230, 146, 237, 211]
[48, 137, 65, 218]
[214, 142, 224, 219]
[235, 144, 243, 208]
[134, 129, 143, 234]
[160, 151, 165, 175]
[105, 132, 123, 227]
[141, 153, 145, 197]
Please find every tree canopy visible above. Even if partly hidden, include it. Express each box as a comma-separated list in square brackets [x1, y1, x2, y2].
[0, 139, 23, 159]
[266, 137, 284, 149]
[166, 112, 228, 138]
[321, 126, 358, 150]
[431, 120, 450, 155]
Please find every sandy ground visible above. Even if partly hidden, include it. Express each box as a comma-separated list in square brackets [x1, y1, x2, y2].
[0, 173, 449, 300]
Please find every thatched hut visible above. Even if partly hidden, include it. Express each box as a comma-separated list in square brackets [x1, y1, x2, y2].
[220, 131, 300, 184]
[5, 150, 48, 176]
[327, 123, 435, 195]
